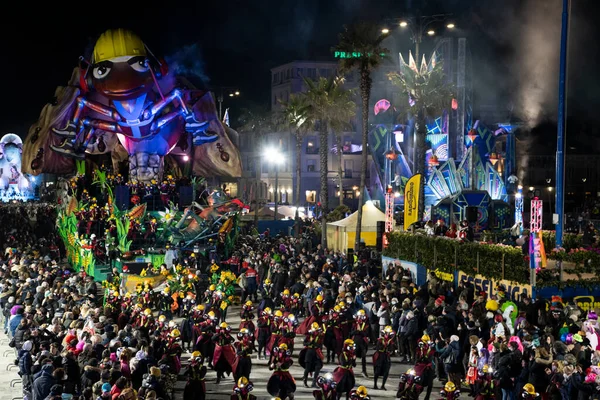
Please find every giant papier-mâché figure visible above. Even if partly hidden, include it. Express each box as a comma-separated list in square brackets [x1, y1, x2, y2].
[0, 134, 29, 192]
[24, 28, 241, 182]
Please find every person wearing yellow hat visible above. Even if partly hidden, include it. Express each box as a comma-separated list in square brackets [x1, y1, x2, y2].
[332, 339, 357, 399]
[213, 321, 236, 384]
[267, 343, 296, 399]
[195, 310, 218, 367]
[521, 384, 538, 400]
[414, 333, 436, 399]
[256, 308, 272, 360]
[231, 376, 256, 400]
[265, 310, 285, 355]
[234, 328, 255, 382]
[183, 351, 207, 400]
[239, 300, 256, 335]
[300, 321, 325, 388]
[299, 291, 328, 335]
[350, 385, 370, 400]
[373, 325, 395, 390]
[351, 309, 370, 378]
[158, 286, 174, 319]
[280, 314, 298, 354]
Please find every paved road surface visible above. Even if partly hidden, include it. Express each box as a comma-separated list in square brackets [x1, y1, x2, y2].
[174, 303, 446, 400]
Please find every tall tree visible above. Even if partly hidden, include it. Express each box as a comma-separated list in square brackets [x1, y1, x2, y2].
[237, 106, 276, 231]
[388, 57, 454, 219]
[279, 95, 310, 219]
[328, 89, 356, 207]
[302, 76, 355, 248]
[334, 22, 388, 251]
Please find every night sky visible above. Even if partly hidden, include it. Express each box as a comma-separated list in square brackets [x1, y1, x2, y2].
[1, 0, 599, 150]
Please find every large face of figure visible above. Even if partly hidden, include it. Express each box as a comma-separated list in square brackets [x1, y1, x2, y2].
[3, 144, 21, 165]
[91, 29, 155, 101]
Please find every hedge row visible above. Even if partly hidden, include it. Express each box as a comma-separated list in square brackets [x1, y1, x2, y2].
[383, 232, 530, 284]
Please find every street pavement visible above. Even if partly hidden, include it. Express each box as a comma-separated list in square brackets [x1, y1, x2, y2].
[173, 303, 446, 400]
[0, 329, 25, 400]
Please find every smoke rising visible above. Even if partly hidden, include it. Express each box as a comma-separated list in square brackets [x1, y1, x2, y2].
[165, 44, 210, 87]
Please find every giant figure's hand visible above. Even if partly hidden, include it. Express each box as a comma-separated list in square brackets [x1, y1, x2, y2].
[184, 115, 217, 145]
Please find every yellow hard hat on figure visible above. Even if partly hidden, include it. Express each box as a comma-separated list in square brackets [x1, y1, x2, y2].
[93, 29, 147, 63]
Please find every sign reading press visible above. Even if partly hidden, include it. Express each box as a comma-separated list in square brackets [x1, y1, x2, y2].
[457, 271, 532, 302]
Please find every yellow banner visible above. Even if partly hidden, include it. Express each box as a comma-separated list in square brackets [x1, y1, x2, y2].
[404, 174, 421, 230]
[434, 269, 454, 282]
[457, 271, 532, 302]
[538, 230, 547, 268]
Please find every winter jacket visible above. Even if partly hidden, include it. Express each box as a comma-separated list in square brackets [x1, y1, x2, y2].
[571, 373, 594, 400]
[8, 314, 23, 336]
[18, 349, 32, 376]
[32, 364, 56, 400]
[439, 340, 461, 372]
[405, 318, 418, 339]
[13, 325, 28, 350]
[81, 366, 101, 389]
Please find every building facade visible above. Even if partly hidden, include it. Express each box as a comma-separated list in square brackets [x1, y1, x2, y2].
[238, 60, 369, 213]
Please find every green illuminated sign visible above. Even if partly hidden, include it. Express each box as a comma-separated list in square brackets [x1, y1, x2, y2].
[334, 51, 386, 59]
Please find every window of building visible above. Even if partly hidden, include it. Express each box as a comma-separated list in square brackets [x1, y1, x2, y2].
[319, 68, 329, 78]
[306, 190, 317, 203]
[307, 68, 317, 79]
[306, 136, 318, 154]
[307, 159, 316, 172]
[344, 160, 353, 177]
[344, 189, 355, 199]
[297, 68, 303, 77]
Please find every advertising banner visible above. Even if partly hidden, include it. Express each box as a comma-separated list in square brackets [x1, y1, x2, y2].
[404, 174, 421, 230]
[382, 256, 425, 285]
[457, 271, 532, 302]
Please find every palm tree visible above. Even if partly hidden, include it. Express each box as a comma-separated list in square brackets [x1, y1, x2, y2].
[302, 76, 355, 248]
[388, 56, 454, 219]
[237, 106, 276, 231]
[329, 90, 356, 207]
[279, 95, 310, 220]
[334, 22, 388, 251]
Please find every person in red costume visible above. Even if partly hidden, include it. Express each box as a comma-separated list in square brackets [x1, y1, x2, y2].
[312, 373, 338, 400]
[280, 313, 298, 354]
[266, 310, 284, 356]
[212, 322, 236, 384]
[414, 333, 435, 400]
[267, 343, 296, 399]
[184, 351, 206, 400]
[333, 339, 356, 400]
[256, 307, 272, 360]
[297, 294, 325, 335]
[239, 301, 256, 334]
[233, 328, 255, 381]
[300, 322, 325, 388]
[351, 309, 370, 378]
[231, 377, 256, 400]
[373, 325, 395, 390]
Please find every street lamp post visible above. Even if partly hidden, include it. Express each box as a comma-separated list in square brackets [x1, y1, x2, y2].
[382, 14, 454, 173]
[385, 14, 454, 65]
[264, 147, 284, 221]
[214, 87, 241, 120]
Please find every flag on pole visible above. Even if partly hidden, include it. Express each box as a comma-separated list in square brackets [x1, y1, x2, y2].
[222, 108, 230, 127]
